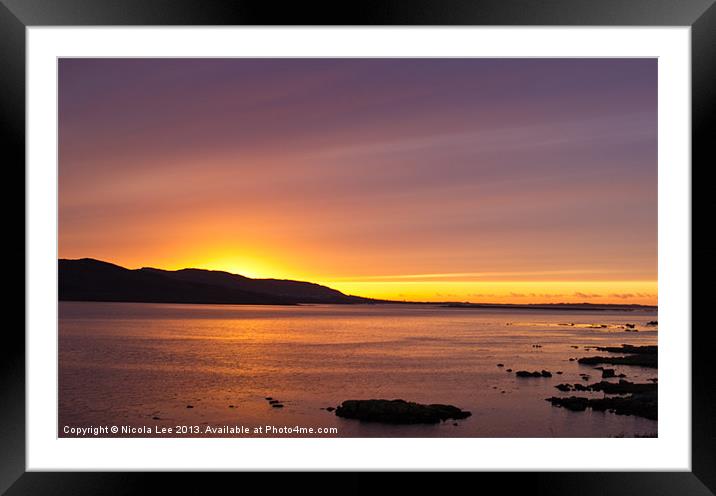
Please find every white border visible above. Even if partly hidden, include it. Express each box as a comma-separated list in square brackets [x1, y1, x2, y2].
[27, 27, 691, 471]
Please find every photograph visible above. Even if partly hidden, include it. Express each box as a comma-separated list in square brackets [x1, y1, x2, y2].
[57, 57, 658, 439]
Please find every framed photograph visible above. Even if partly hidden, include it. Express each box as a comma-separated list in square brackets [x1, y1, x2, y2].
[6, 0, 715, 492]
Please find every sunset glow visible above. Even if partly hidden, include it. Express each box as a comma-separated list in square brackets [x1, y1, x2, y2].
[59, 58, 657, 305]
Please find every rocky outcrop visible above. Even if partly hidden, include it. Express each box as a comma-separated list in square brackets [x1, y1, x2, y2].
[547, 379, 657, 420]
[334, 399, 471, 424]
[516, 370, 552, 378]
[578, 344, 657, 368]
[547, 391, 657, 420]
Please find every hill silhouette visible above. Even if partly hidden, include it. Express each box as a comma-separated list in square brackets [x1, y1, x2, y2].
[59, 258, 370, 305]
[59, 258, 657, 310]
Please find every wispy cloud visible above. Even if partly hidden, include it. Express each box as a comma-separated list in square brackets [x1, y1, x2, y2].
[330, 269, 614, 282]
[574, 292, 602, 299]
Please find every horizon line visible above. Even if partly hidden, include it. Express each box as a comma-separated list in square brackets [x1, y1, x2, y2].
[58, 257, 658, 308]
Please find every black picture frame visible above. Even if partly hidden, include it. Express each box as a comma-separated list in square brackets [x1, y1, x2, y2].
[4, 0, 715, 493]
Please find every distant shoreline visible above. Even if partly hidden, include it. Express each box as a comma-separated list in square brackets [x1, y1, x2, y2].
[59, 299, 657, 312]
[440, 302, 657, 312]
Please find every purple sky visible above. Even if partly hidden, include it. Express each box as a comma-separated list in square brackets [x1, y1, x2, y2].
[58, 58, 657, 303]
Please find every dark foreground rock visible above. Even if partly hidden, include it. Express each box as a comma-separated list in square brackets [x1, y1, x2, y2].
[578, 344, 657, 368]
[588, 379, 656, 395]
[516, 370, 541, 377]
[547, 396, 589, 411]
[596, 367, 616, 378]
[548, 379, 657, 420]
[578, 354, 657, 368]
[549, 343, 657, 420]
[594, 344, 657, 355]
[554, 379, 656, 395]
[516, 370, 552, 378]
[335, 399, 471, 424]
[547, 390, 657, 420]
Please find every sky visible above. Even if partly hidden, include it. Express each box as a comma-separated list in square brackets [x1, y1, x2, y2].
[59, 58, 657, 304]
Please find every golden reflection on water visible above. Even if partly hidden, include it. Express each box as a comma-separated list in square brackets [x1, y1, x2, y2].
[59, 302, 658, 438]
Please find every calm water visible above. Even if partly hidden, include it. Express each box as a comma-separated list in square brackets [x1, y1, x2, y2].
[59, 302, 658, 437]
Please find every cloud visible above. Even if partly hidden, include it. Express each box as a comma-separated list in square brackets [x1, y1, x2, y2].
[609, 293, 635, 299]
[574, 292, 602, 299]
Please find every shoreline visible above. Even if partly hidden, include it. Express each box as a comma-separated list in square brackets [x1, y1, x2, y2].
[58, 298, 658, 312]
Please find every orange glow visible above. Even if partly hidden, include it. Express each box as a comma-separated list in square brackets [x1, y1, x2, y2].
[320, 280, 657, 305]
[59, 59, 658, 305]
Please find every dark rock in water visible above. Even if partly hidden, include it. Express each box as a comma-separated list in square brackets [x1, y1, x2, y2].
[269, 400, 280, 404]
[624, 323, 636, 329]
[548, 391, 657, 420]
[516, 370, 543, 378]
[453, 422, 458, 426]
[265, 397, 273, 401]
[326, 406, 335, 412]
[515, 369, 552, 378]
[570, 345, 579, 349]
[272, 403, 284, 408]
[569, 358, 575, 361]
[590, 392, 657, 420]
[646, 321, 658, 326]
[601, 368, 616, 378]
[552, 379, 656, 395]
[186, 405, 194, 408]
[546, 396, 589, 411]
[556, 371, 563, 375]
[497, 363, 504, 367]
[152, 416, 161, 420]
[228, 405, 235, 408]
[334, 399, 471, 424]
[594, 344, 657, 355]
[578, 354, 657, 368]
[578, 344, 657, 368]
[506, 368, 512, 372]
[588, 379, 656, 395]
[532, 344, 542, 348]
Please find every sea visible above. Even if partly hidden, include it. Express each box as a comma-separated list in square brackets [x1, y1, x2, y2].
[59, 302, 658, 438]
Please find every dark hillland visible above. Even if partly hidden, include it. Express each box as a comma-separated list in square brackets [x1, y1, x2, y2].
[59, 258, 371, 305]
[59, 258, 658, 310]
